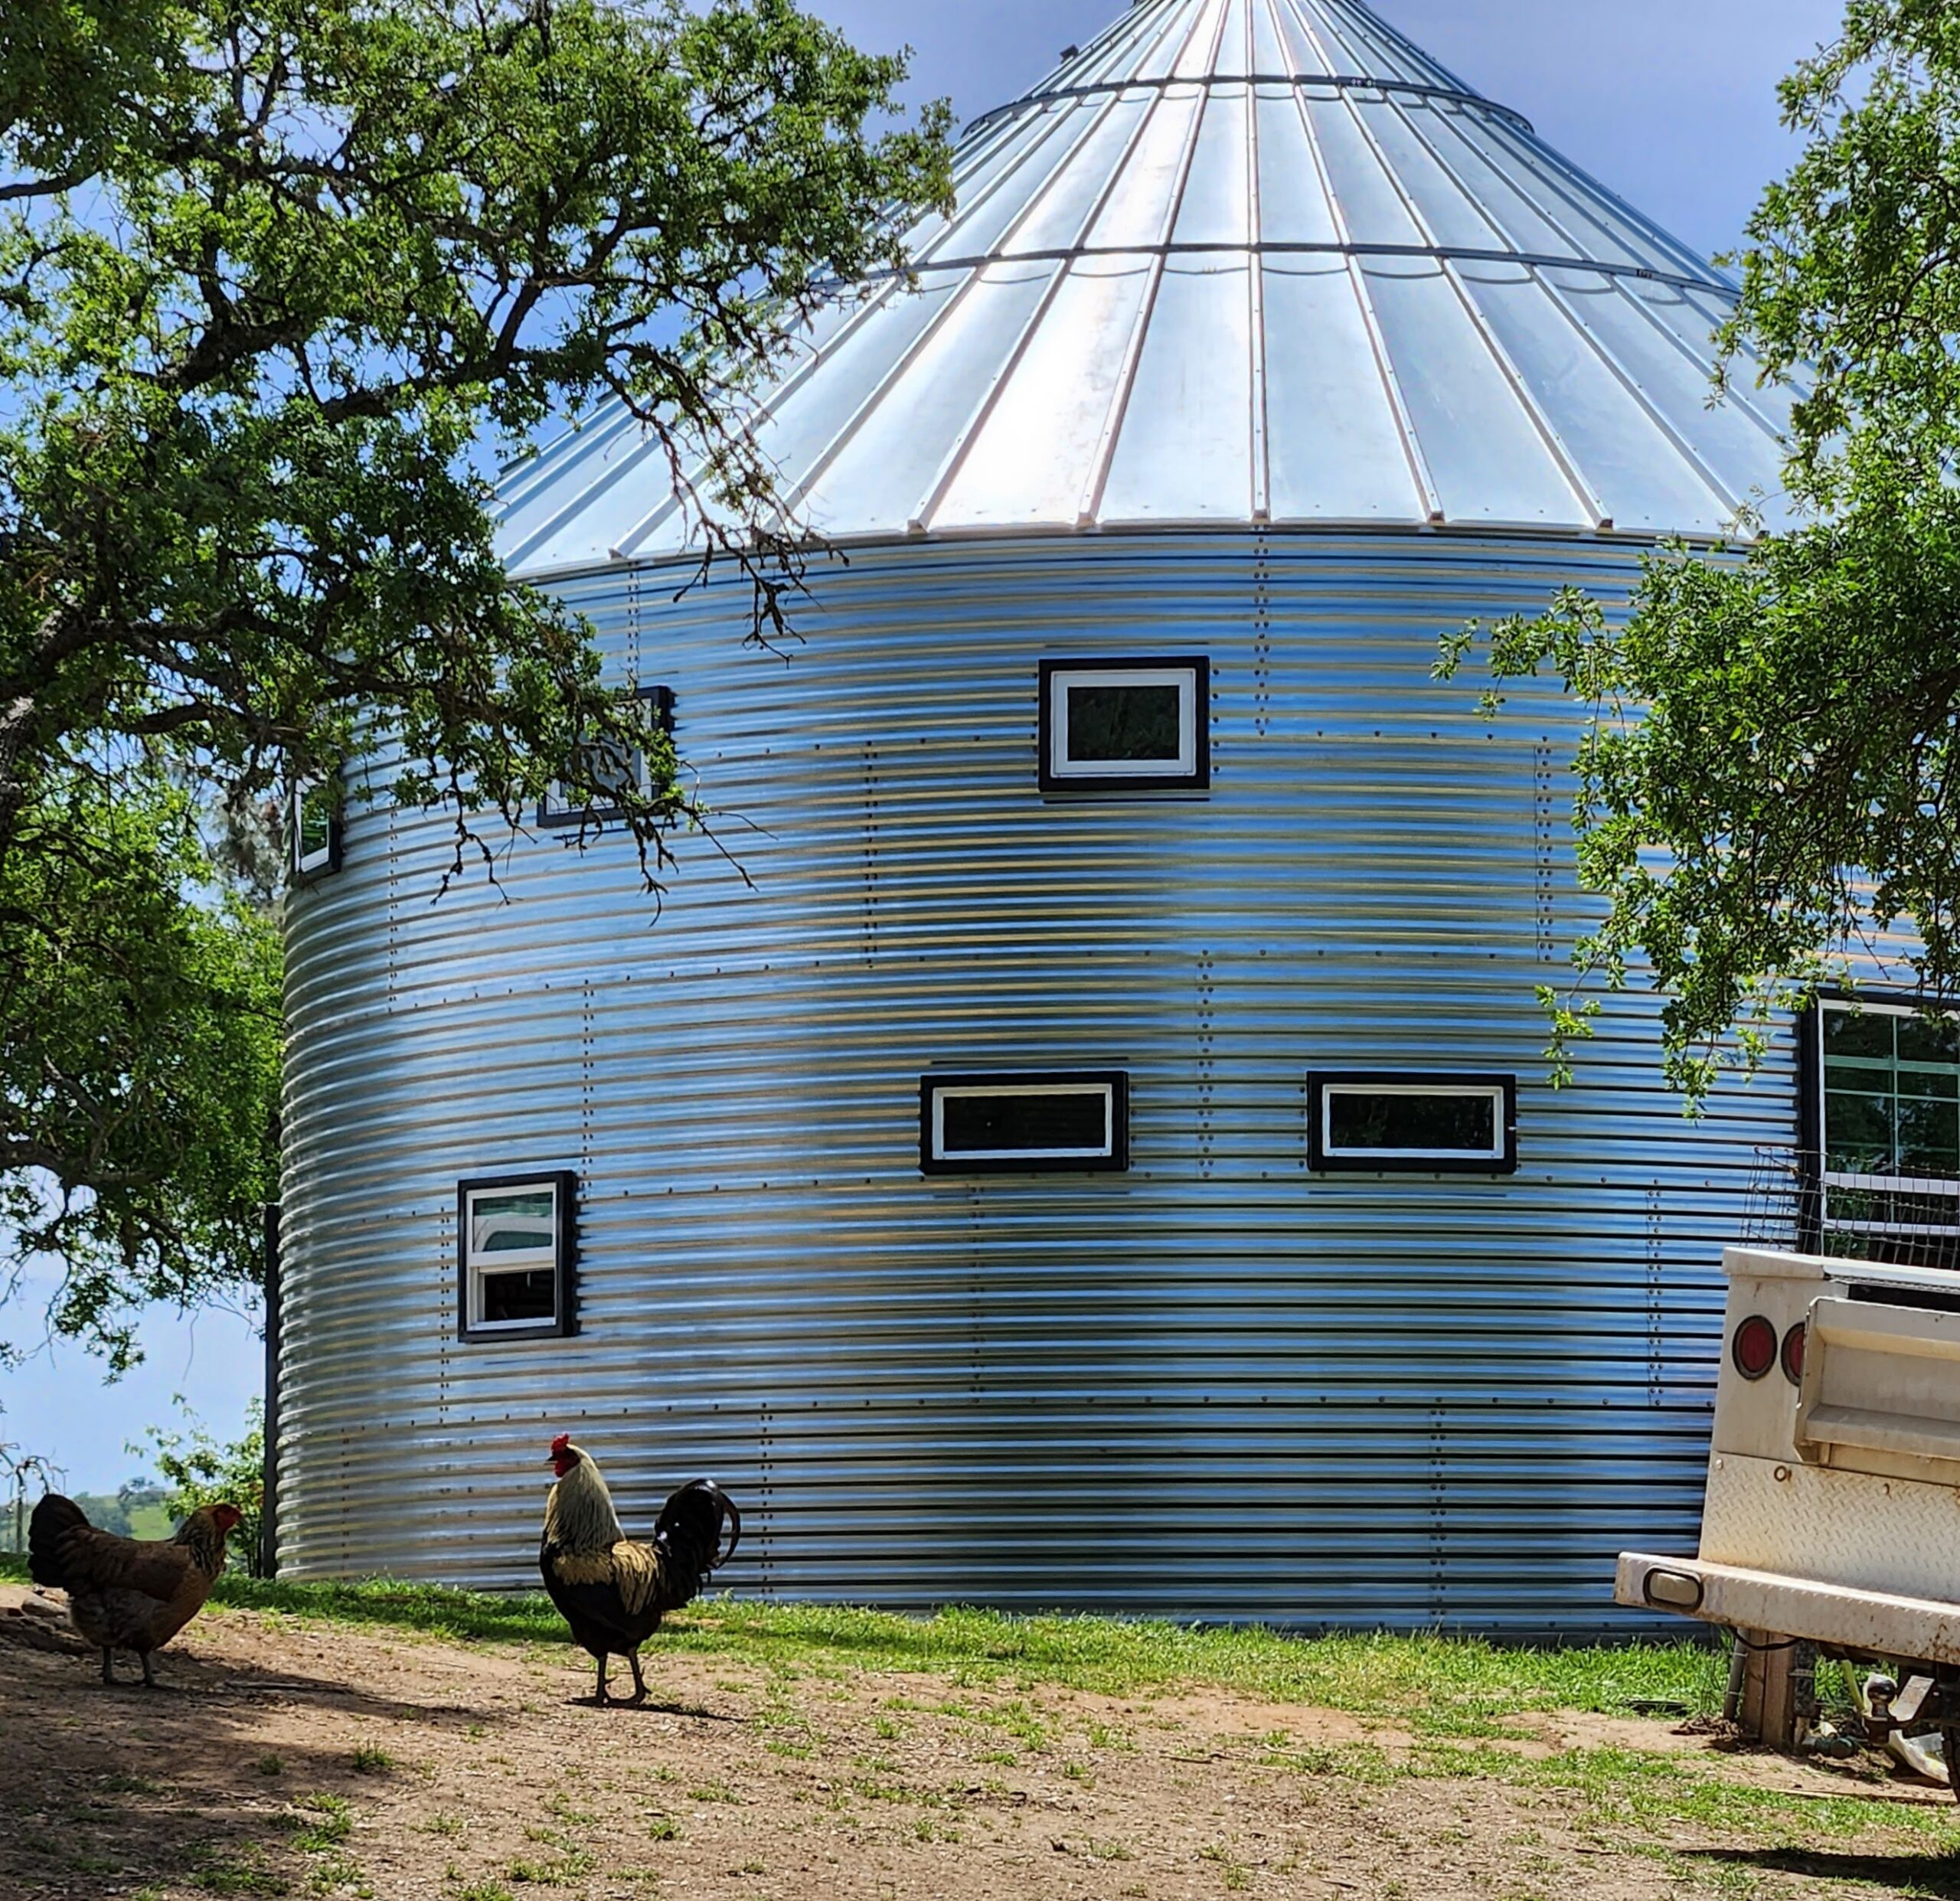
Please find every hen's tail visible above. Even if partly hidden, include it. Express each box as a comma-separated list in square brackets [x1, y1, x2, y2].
[27, 1493, 89, 1590]
[652, 1479, 741, 1609]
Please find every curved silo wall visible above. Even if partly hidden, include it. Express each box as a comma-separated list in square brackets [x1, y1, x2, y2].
[278, 531, 1795, 1633]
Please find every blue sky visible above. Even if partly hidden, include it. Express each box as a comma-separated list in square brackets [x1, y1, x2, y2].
[825, 0, 1845, 259]
[2, 0, 1848, 1496]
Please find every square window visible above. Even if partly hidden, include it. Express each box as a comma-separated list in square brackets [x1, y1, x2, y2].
[1038, 658, 1208, 793]
[1814, 1000, 1960, 1252]
[290, 774, 342, 882]
[538, 685, 675, 828]
[920, 1071, 1129, 1174]
[1307, 1073, 1517, 1174]
[458, 1171, 578, 1338]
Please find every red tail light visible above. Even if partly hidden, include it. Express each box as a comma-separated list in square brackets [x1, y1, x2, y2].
[1732, 1315, 1779, 1381]
[1782, 1322, 1806, 1386]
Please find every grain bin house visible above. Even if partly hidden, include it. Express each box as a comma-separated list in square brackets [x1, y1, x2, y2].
[278, 0, 1833, 1630]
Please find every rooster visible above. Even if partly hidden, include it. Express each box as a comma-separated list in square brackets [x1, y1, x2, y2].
[28, 1493, 242, 1687]
[538, 1436, 740, 1706]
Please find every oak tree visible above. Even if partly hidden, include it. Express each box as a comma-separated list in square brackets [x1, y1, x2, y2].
[0, 0, 951, 1362]
[1442, 0, 1960, 1097]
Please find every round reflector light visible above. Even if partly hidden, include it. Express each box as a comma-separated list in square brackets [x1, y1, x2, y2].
[1782, 1322, 1806, 1386]
[1732, 1315, 1779, 1381]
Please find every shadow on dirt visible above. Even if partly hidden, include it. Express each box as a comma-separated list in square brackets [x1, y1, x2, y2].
[573, 1694, 738, 1720]
[1685, 1847, 1960, 1895]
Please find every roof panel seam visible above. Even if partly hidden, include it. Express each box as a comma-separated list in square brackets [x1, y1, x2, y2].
[1280, 43, 1439, 523]
[1078, 1, 1231, 527]
[1334, 82, 1609, 529]
[912, 20, 1217, 535]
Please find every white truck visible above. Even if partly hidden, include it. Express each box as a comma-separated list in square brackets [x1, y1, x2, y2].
[1618, 1245, 1960, 1771]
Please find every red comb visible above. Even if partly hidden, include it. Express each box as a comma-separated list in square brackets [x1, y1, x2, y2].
[549, 1432, 571, 1455]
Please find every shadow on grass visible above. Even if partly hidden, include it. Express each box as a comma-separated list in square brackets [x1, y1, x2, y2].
[1686, 1848, 1960, 1896]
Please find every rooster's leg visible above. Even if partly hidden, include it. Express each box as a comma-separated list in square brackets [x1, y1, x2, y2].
[139, 1651, 155, 1689]
[100, 1648, 114, 1686]
[625, 1652, 648, 1705]
[594, 1654, 609, 1707]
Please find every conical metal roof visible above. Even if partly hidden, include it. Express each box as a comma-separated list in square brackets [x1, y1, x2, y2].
[498, 0, 1794, 579]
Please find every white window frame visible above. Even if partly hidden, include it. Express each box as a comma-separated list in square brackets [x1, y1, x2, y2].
[459, 1171, 577, 1338]
[920, 1071, 1129, 1174]
[1039, 658, 1208, 792]
[1308, 1073, 1517, 1174]
[1814, 998, 1960, 1248]
[289, 774, 342, 881]
[538, 684, 675, 828]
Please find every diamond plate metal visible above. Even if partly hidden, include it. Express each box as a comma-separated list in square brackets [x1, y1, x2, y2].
[1700, 1452, 1960, 1604]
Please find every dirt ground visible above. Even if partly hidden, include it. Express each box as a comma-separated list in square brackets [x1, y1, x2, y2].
[2, 1584, 1956, 1901]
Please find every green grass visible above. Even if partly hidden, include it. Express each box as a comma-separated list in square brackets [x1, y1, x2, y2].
[1249, 1736, 1960, 1850]
[0, 1553, 1723, 1724]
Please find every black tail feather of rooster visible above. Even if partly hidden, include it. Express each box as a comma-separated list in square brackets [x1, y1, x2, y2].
[652, 1478, 741, 1605]
[27, 1493, 87, 1590]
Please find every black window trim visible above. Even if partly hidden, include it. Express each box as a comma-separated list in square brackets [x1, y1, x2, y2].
[1307, 1071, 1519, 1175]
[920, 1070, 1131, 1175]
[1807, 989, 1960, 1251]
[457, 1168, 580, 1341]
[537, 683, 676, 829]
[289, 772, 344, 884]
[1037, 655, 1210, 794]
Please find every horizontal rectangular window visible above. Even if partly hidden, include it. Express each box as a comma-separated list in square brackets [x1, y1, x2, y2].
[1308, 1073, 1517, 1174]
[920, 1071, 1129, 1174]
[538, 684, 675, 828]
[459, 1171, 578, 1339]
[290, 774, 342, 882]
[1039, 658, 1208, 792]
[1815, 1000, 1960, 1253]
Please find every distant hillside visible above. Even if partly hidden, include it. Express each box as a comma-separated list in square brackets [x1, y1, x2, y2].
[126, 1501, 173, 1540]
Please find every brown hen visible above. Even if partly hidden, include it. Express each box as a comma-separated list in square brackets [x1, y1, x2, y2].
[28, 1493, 241, 1686]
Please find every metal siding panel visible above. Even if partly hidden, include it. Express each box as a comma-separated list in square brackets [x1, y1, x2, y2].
[281, 532, 1794, 1631]
[1356, 100, 1506, 253]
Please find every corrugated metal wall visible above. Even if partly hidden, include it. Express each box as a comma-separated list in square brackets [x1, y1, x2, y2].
[279, 531, 1795, 1632]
